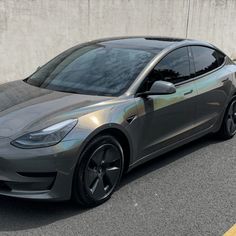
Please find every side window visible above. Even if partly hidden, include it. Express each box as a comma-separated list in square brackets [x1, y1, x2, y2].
[145, 47, 190, 91]
[191, 46, 225, 77]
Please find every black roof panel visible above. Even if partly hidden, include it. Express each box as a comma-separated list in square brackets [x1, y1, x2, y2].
[96, 37, 187, 53]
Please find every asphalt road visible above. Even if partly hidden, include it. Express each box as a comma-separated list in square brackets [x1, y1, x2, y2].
[0, 135, 235, 236]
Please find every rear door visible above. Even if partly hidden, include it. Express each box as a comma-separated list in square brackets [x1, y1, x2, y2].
[190, 46, 231, 132]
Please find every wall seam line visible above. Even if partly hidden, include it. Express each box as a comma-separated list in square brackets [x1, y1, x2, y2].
[185, 0, 191, 38]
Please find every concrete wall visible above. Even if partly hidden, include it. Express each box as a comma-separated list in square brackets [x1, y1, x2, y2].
[0, 0, 235, 83]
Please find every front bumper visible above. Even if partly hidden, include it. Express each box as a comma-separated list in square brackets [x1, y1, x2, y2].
[0, 137, 82, 201]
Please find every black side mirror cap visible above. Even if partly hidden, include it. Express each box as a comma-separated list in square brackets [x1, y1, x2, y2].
[137, 81, 176, 97]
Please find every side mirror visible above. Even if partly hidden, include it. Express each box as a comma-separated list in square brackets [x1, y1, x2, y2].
[137, 81, 176, 97]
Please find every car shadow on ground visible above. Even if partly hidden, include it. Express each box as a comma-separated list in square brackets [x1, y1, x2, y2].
[0, 135, 221, 232]
[119, 134, 221, 189]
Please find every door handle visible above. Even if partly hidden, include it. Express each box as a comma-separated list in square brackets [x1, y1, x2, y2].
[222, 78, 229, 83]
[184, 89, 193, 96]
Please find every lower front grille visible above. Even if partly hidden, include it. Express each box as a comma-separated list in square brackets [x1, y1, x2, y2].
[0, 181, 11, 191]
[17, 172, 56, 178]
[0, 172, 57, 192]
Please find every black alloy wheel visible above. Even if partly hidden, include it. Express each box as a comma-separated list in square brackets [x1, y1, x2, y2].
[226, 100, 236, 136]
[72, 135, 124, 207]
[217, 98, 236, 139]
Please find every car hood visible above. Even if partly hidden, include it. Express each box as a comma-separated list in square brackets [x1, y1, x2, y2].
[0, 80, 113, 138]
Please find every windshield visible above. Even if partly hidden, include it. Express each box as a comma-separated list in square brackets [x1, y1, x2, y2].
[26, 44, 155, 96]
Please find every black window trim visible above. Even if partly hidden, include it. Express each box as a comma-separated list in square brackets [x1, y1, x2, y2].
[136, 44, 227, 94]
[176, 45, 227, 85]
[136, 46, 192, 93]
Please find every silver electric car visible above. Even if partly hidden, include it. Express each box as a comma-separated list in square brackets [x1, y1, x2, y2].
[0, 37, 236, 206]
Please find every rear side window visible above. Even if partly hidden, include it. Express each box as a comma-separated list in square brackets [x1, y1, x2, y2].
[151, 47, 190, 84]
[191, 46, 225, 77]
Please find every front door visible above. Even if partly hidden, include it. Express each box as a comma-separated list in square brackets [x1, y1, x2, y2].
[135, 47, 198, 160]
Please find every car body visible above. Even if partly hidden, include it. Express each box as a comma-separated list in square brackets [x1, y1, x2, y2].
[0, 37, 236, 205]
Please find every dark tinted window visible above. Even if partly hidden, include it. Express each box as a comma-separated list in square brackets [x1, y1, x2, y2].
[147, 47, 190, 87]
[216, 50, 226, 66]
[191, 46, 225, 77]
[26, 45, 155, 96]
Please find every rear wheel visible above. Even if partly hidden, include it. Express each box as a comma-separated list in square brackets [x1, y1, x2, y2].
[72, 135, 124, 207]
[217, 98, 236, 140]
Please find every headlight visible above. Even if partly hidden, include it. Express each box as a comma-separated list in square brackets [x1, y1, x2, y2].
[11, 119, 78, 149]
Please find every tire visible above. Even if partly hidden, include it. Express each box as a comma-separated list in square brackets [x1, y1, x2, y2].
[72, 135, 124, 207]
[217, 98, 236, 140]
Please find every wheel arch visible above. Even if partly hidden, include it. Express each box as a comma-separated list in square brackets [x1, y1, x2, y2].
[77, 124, 133, 173]
[214, 93, 236, 133]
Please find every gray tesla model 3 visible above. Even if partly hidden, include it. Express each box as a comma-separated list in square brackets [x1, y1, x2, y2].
[0, 37, 236, 206]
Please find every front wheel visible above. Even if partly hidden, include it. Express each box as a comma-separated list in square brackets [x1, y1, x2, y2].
[72, 135, 124, 207]
[217, 98, 236, 140]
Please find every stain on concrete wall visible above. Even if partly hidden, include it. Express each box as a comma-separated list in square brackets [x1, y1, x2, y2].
[0, 0, 235, 83]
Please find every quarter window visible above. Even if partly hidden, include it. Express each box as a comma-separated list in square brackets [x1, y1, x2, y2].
[191, 46, 225, 77]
